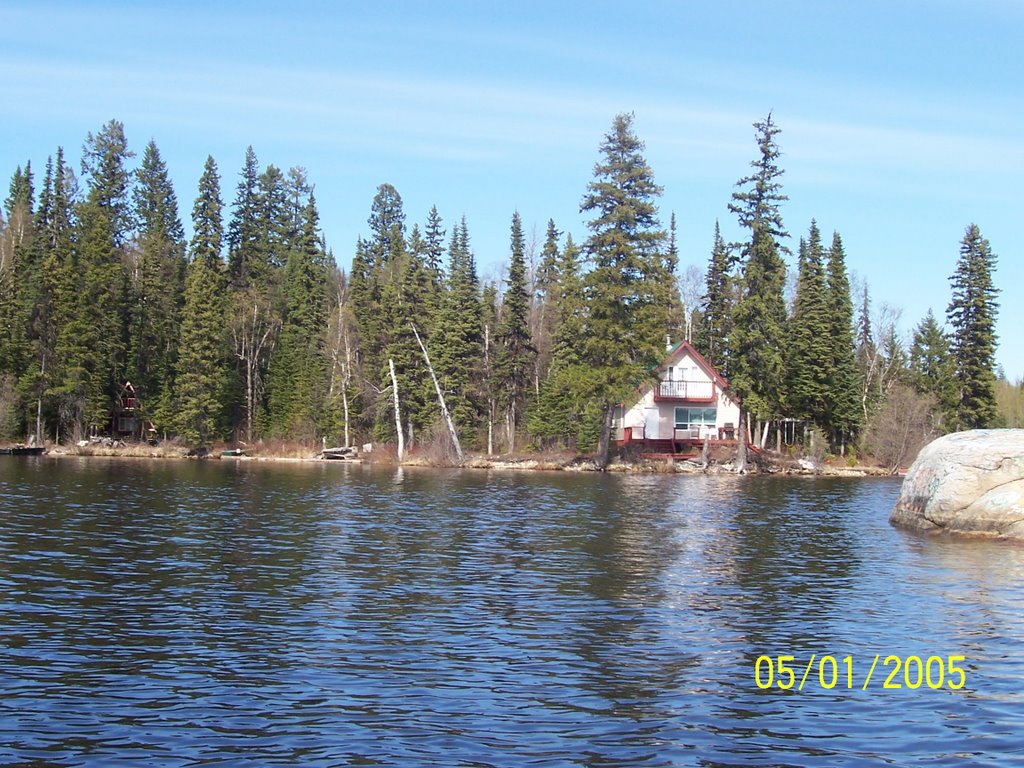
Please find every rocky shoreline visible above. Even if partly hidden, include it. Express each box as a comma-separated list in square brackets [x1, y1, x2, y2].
[13, 441, 894, 477]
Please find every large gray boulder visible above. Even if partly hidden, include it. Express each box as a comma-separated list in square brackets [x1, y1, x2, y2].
[890, 429, 1024, 538]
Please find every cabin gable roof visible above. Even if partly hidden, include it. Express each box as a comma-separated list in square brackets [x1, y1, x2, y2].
[658, 340, 730, 390]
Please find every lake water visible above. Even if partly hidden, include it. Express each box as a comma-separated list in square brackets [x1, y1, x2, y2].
[1, 457, 1022, 767]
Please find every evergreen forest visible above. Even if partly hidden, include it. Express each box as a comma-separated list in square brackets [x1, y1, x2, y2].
[0, 115, 1013, 467]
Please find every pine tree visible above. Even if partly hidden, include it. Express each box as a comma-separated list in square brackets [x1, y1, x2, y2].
[495, 211, 535, 452]
[256, 164, 289, 272]
[226, 149, 281, 440]
[727, 113, 789, 458]
[787, 221, 832, 426]
[284, 167, 311, 246]
[947, 223, 999, 429]
[18, 158, 58, 442]
[366, 183, 406, 267]
[855, 282, 875, 423]
[348, 238, 378, 404]
[175, 156, 228, 445]
[79, 120, 134, 245]
[423, 205, 446, 280]
[420, 206, 446, 333]
[62, 197, 124, 433]
[729, 228, 787, 432]
[61, 123, 136, 435]
[348, 184, 412, 438]
[227, 146, 263, 288]
[695, 221, 732, 373]
[663, 211, 687, 342]
[430, 217, 482, 442]
[1, 164, 35, 367]
[129, 140, 186, 430]
[824, 231, 862, 448]
[38, 149, 77, 441]
[266, 194, 330, 440]
[910, 309, 955, 429]
[528, 233, 594, 448]
[3, 162, 33, 223]
[372, 247, 433, 445]
[579, 113, 668, 466]
[0, 163, 35, 438]
[728, 113, 789, 246]
[532, 218, 562, 385]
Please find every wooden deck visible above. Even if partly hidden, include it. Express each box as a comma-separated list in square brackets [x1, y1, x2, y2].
[618, 437, 760, 461]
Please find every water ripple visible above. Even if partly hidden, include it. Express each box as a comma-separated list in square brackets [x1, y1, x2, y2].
[1, 460, 1021, 765]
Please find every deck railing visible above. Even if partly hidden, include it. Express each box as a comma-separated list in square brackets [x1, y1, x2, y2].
[655, 380, 714, 401]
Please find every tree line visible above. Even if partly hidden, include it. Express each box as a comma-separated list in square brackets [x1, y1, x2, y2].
[0, 115, 1006, 466]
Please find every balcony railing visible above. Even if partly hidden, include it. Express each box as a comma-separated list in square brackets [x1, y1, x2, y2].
[655, 380, 715, 402]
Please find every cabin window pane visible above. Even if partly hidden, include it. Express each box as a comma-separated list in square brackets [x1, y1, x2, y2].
[703, 407, 717, 424]
[674, 407, 688, 428]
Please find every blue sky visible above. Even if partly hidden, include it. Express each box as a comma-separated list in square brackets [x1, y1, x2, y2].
[2, 0, 1021, 377]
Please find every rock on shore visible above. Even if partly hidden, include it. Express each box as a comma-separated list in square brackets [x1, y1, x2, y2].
[890, 429, 1024, 538]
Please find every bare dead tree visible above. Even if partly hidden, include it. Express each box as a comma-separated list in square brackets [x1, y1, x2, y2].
[230, 287, 279, 443]
[388, 358, 403, 462]
[412, 323, 463, 464]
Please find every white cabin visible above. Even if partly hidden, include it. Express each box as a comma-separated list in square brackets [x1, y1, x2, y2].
[615, 340, 740, 448]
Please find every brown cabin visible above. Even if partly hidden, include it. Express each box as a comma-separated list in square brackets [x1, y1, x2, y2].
[111, 381, 151, 439]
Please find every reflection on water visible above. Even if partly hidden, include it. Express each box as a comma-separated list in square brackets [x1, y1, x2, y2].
[1, 458, 1022, 766]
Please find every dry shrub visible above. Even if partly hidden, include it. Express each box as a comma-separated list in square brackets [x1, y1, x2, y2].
[862, 384, 940, 473]
[412, 421, 462, 466]
[68, 438, 190, 458]
[244, 438, 322, 459]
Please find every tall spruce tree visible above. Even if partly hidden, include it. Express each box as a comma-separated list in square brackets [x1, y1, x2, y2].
[946, 223, 999, 429]
[1, 164, 34, 364]
[175, 156, 228, 445]
[824, 231, 862, 448]
[256, 165, 289, 272]
[226, 147, 282, 440]
[129, 140, 186, 430]
[3, 162, 33, 223]
[495, 211, 535, 452]
[910, 309, 956, 429]
[351, 183, 411, 437]
[366, 183, 406, 267]
[423, 205, 446, 277]
[227, 146, 264, 288]
[373, 242, 433, 445]
[80, 120, 134, 245]
[19, 160, 56, 441]
[430, 217, 482, 443]
[39, 149, 77, 441]
[663, 211, 687, 342]
[787, 221, 831, 426]
[266, 194, 330, 440]
[533, 218, 562, 385]
[579, 113, 668, 467]
[727, 113, 789, 460]
[528, 233, 594, 448]
[695, 220, 731, 373]
[0, 163, 35, 438]
[855, 282, 875, 423]
[60, 122, 136, 435]
[419, 206, 446, 334]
